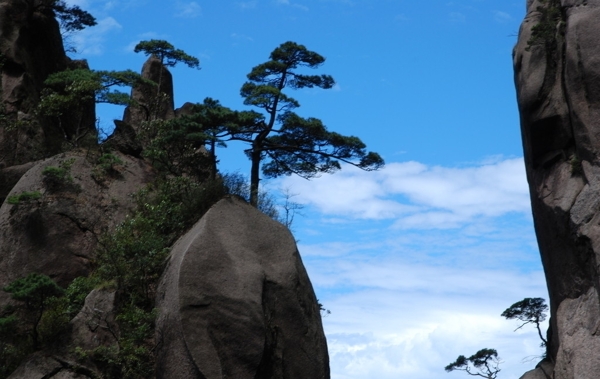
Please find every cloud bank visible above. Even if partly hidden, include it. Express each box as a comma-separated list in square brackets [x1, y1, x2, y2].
[280, 157, 530, 229]
[279, 157, 545, 379]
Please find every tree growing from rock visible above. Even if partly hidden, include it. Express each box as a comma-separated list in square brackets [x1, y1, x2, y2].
[39, 68, 146, 146]
[235, 41, 384, 206]
[50, 0, 97, 32]
[3, 273, 65, 350]
[501, 297, 548, 348]
[445, 348, 501, 379]
[22, 0, 96, 32]
[143, 98, 243, 179]
[134, 39, 200, 119]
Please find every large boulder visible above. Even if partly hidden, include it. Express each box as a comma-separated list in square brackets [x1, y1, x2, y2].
[514, 0, 600, 376]
[0, 150, 154, 305]
[155, 196, 330, 379]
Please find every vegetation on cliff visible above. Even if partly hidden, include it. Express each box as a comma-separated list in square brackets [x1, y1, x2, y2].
[0, 1, 383, 376]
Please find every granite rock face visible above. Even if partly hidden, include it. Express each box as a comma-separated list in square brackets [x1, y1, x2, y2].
[7, 289, 119, 379]
[514, 0, 600, 377]
[122, 56, 175, 133]
[0, 151, 154, 305]
[0, 0, 96, 166]
[155, 196, 330, 379]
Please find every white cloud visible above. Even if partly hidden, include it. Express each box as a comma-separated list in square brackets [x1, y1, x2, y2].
[312, 261, 548, 379]
[283, 156, 541, 379]
[68, 16, 122, 56]
[279, 158, 530, 229]
[298, 226, 545, 378]
[236, 1, 258, 9]
[231, 33, 254, 42]
[493, 10, 513, 23]
[449, 11, 466, 23]
[274, 0, 309, 11]
[175, 1, 202, 18]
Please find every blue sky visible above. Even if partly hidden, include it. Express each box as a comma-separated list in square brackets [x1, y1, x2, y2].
[64, 1, 546, 378]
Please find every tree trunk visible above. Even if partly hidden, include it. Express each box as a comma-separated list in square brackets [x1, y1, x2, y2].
[250, 146, 261, 207]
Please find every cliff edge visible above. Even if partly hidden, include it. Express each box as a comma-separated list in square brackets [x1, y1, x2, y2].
[514, 0, 600, 377]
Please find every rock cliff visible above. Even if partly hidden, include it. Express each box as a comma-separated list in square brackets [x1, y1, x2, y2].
[0, 151, 154, 306]
[514, 0, 600, 377]
[0, 0, 96, 168]
[0, 2, 329, 377]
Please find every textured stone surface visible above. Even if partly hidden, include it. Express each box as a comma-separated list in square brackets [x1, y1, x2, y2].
[6, 353, 63, 379]
[0, 0, 67, 114]
[7, 353, 94, 379]
[68, 289, 119, 353]
[155, 196, 330, 379]
[514, 0, 600, 376]
[0, 0, 97, 167]
[122, 56, 175, 132]
[0, 151, 154, 305]
[519, 361, 554, 379]
[105, 120, 143, 157]
[0, 160, 36, 203]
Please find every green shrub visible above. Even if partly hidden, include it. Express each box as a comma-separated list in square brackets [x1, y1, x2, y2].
[6, 191, 42, 205]
[222, 172, 279, 220]
[85, 175, 227, 377]
[42, 158, 76, 191]
[92, 153, 125, 184]
[3, 273, 65, 349]
[526, 0, 563, 51]
[64, 276, 101, 319]
[97, 153, 123, 171]
[569, 154, 583, 176]
[0, 274, 67, 377]
[0, 315, 27, 379]
[142, 118, 213, 181]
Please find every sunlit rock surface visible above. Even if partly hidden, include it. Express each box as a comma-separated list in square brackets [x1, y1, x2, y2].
[156, 196, 330, 379]
[0, 151, 154, 305]
[514, 0, 600, 377]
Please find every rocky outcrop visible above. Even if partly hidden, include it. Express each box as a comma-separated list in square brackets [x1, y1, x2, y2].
[104, 119, 143, 156]
[122, 56, 175, 133]
[0, 5, 330, 377]
[0, 151, 154, 305]
[68, 289, 119, 354]
[7, 289, 119, 379]
[0, 160, 36, 203]
[155, 196, 330, 379]
[514, 0, 600, 377]
[0, 0, 67, 115]
[519, 361, 554, 379]
[0, 0, 96, 167]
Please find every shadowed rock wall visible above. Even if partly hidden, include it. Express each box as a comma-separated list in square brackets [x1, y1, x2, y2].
[514, 0, 600, 377]
[0, 0, 96, 168]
